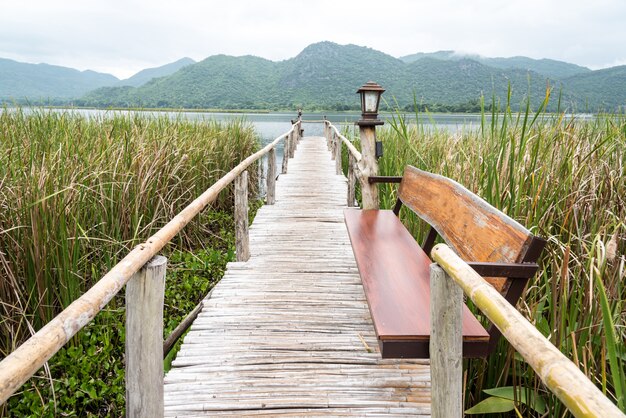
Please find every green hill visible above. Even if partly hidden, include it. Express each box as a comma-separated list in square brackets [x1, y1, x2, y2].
[400, 51, 591, 79]
[0, 58, 118, 101]
[118, 57, 195, 87]
[81, 42, 571, 111]
[562, 66, 626, 111]
[3, 42, 623, 112]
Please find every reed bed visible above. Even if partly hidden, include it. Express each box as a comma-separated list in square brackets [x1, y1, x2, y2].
[345, 102, 625, 415]
[0, 109, 259, 414]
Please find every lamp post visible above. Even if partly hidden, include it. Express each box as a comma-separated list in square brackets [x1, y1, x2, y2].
[355, 81, 385, 210]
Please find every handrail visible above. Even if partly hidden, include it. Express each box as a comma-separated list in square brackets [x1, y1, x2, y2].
[325, 120, 362, 161]
[0, 123, 297, 405]
[431, 243, 625, 418]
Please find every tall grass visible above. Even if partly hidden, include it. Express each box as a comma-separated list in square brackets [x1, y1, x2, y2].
[352, 99, 625, 415]
[0, 108, 260, 355]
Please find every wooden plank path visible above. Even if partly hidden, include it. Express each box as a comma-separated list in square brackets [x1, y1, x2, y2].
[164, 136, 431, 417]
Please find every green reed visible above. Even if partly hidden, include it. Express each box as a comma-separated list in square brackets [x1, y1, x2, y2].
[347, 97, 625, 415]
[0, 108, 260, 355]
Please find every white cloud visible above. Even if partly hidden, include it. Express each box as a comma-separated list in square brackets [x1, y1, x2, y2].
[0, 0, 624, 78]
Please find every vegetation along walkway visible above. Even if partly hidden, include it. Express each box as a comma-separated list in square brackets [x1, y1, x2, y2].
[163, 136, 431, 416]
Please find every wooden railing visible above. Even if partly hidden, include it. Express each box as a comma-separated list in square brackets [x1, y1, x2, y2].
[0, 119, 302, 415]
[324, 120, 364, 208]
[430, 244, 625, 417]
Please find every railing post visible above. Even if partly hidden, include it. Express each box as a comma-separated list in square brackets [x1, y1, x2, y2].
[281, 134, 289, 174]
[289, 128, 296, 158]
[235, 171, 250, 261]
[266, 148, 276, 205]
[326, 123, 331, 151]
[348, 153, 356, 206]
[126, 255, 167, 418]
[356, 123, 379, 209]
[430, 263, 463, 418]
[335, 133, 342, 175]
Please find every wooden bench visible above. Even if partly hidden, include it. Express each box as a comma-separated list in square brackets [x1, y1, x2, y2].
[344, 165, 546, 359]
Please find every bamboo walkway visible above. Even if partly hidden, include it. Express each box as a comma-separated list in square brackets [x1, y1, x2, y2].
[164, 136, 431, 416]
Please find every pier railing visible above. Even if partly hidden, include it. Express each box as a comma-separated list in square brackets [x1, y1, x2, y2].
[323, 119, 625, 418]
[430, 244, 624, 418]
[0, 119, 302, 413]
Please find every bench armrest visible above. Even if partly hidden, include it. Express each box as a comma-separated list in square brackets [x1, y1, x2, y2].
[467, 262, 539, 278]
[368, 176, 403, 184]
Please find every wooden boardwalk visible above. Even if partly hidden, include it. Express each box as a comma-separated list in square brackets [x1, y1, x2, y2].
[164, 136, 431, 416]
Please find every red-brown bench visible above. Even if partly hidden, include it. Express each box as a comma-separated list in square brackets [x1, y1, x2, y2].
[344, 166, 546, 358]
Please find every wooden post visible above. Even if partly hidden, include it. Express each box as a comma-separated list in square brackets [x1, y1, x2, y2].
[235, 171, 250, 261]
[266, 148, 276, 205]
[430, 263, 463, 418]
[326, 124, 331, 150]
[126, 255, 167, 418]
[335, 134, 342, 175]
[281, 135, 289, 174]
[357, 125, 379, 209]
[289, 129, 295, 158]
[348, 153, 356, 207]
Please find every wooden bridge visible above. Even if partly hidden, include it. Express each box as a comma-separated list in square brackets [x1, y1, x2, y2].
[164, 135, 430, 416]
[0, 114, 622, 418]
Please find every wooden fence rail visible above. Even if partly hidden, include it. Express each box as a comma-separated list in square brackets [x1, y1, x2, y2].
[0, 121, 301, 407]
[431, 243, 625, 418]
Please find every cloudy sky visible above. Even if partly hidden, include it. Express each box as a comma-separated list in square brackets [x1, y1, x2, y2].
[1, 0, 625, 79]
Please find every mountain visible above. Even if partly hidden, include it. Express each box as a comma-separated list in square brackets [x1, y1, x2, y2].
[80, 42, 570, 111]
[4, 42, 623, 112]
[400, 51, 591, 80]
[118, 57, 195, 87]
[0, 58, 119, 100]
[562, 65, 626, 111]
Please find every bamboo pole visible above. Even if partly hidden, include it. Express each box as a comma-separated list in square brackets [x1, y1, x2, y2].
[0, 126, 293, 406]
[430, 263, 463, 418]
[126, 255, 166, 418]
[235, 171, 250, 262]
[266, 148, 276, 205]
[431, 244, 625, 418]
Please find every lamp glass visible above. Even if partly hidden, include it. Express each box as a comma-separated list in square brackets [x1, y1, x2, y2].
[363, 91, 379, 113]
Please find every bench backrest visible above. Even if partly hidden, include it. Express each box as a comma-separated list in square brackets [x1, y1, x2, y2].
[397, 165, 536, 292]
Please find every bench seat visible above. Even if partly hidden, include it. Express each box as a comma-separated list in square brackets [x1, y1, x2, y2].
[344, 209, 489, 358]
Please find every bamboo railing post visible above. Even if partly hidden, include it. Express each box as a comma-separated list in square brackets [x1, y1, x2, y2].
[430, 263, 463, 418]
[335, 132, 342, 175]
[281, 134, 289, 174]
[266, 148, 276, 205]
[235, 171, 249, 262]
[347, 153, 356, 207]
[126, 255, 167, 418]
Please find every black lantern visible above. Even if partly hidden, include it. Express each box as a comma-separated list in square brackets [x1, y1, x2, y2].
[356, 81, 385, 121]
